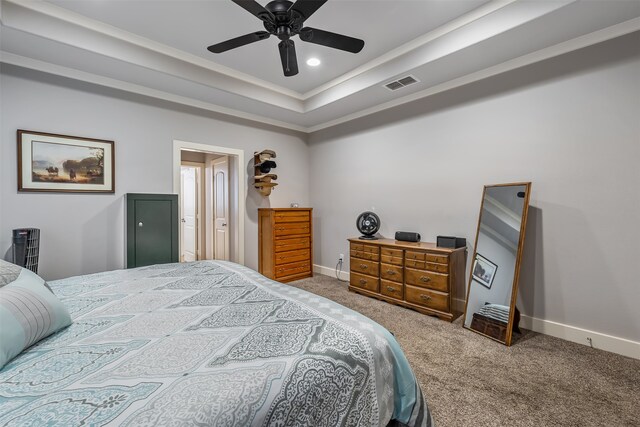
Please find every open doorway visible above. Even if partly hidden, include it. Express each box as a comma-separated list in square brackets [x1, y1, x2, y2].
[174, 140, 245, 265]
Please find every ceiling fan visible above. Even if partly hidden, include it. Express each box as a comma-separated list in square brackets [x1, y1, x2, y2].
[207, 0, 365, 77]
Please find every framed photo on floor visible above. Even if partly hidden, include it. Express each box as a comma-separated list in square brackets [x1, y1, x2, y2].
[17, 130, 115, 193]
[472, 253, 498, 289]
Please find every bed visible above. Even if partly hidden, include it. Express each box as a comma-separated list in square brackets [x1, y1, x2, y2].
[0, 261, 432, 426]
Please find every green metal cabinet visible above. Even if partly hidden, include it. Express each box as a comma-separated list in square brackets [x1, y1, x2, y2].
[126, 193, 179, 268]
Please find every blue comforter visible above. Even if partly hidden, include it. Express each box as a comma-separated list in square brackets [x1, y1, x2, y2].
[0, 261, 432, 426]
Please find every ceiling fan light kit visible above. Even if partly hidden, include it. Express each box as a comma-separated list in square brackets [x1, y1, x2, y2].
[207, 0, 365, 77]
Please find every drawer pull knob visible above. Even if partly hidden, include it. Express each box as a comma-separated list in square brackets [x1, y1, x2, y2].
[359, 279, 367, 285]
[360, 264, 367, 269]
[386, 286, 396, 292]
[420, 276, 431, 283]
[420, 294, 432, 301]
[386, 270, 395, 275]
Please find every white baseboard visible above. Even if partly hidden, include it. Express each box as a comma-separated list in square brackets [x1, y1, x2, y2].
[313, 264, 639, 360]
[314, 263, 350, 281]
[517, 316, 639, 359]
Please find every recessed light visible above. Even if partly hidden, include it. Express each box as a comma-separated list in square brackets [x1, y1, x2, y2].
[306, 58, 321, 67]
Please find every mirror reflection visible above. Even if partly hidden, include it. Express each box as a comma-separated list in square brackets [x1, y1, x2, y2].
[464, 183, 530, 345]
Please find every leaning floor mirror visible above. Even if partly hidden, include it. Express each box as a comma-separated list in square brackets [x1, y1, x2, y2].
[463, 182, 531, 346]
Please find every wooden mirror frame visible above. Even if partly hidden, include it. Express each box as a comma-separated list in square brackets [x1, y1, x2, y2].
[462, 182, 532, 346]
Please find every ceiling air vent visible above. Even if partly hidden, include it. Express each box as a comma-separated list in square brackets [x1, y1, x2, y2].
[384, 75, 419, 91]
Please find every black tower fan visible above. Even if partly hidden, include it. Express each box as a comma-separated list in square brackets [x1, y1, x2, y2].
[12, 228, 40, 274]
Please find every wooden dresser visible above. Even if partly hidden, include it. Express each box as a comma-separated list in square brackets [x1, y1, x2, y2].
[348, 238, 466, 321]
[259, 208, 313, 282]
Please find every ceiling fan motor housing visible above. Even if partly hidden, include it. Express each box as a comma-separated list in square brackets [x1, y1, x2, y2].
[208, 0, 365, 77]
[263, 1, 303, 38]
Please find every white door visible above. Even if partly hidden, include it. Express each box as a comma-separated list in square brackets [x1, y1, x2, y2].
[213, 157, 229, 260]
[180, 166, 198, 262]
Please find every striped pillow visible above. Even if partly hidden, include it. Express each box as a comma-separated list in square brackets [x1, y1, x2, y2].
[477, 303, 510, 324]
[0, 260, 72, 369]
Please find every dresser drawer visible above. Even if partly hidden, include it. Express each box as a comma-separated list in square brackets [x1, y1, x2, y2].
[425, 253, 449, 264]
[274, 222, 310, 237]
[380, 263, 403, 283]
[275, 236, 310, 253]
[381, 247, 403, 258]
[350, 258, 379, 276]
[350, 249, 380, 262]
[381, 279, 403, 299]
[275, 249, 310, 266]
[275, 260, 310, 278]
[405, 259, 424, 269]
[274, 210, 310, 223]
[350, 272, 379, 293]
[404, 259, 449, 274]
[405, 285, 449, 312]
[380, 254, 403, 266]
[425, 262, 449, 274]
[405, 251, 426, 261]
[405, 268, 449, 292]
[350, 243, 379, 254]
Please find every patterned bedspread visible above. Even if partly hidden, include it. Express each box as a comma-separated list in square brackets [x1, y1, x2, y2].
[0, 261, 432, 426]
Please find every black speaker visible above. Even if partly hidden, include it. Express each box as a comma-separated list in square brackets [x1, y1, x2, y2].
[395, 231, 421, 242]
[437, 235, 466, 249]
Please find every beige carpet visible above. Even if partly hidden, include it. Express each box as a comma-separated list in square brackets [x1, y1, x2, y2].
[289, 275, 640, 427]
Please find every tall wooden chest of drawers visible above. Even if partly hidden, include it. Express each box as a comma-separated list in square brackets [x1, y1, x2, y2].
[348, 238, 466, 321]
[259, 208, 313, 282]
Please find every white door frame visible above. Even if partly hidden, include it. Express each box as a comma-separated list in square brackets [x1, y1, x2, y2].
[173, 139, 245, 265]
[181, 161, 205, 261]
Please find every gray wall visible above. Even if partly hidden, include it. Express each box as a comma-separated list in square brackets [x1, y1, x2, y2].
[0, 65, 310, 280]
[308, 33, 640, 342]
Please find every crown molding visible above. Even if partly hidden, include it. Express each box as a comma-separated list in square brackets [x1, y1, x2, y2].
[2, 7, 638, 134]
[1, 0, 306, 112]
[306, 16, 640, 133]
[4, 0, 303, 98]
[0, 51, 308, 133]
[0, 0, 532, 112]
[4, 0, 520, 104]
[0, 0, 588, 115]
[300, 0, 518, 100]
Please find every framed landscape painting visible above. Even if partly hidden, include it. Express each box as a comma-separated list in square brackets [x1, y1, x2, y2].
[18, 130, 115, 193]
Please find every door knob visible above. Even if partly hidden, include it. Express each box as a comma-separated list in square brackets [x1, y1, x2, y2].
[222, 223, 227, 226]
[138, 222, 143, 227]
[181, 218, 186, 223]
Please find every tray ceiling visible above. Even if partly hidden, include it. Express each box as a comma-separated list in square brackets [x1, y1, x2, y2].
[2, 0, 640, 132]
[47, 0, 490, 94]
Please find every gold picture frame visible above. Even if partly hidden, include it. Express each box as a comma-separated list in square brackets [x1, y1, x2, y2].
[17, 130, 115, 193]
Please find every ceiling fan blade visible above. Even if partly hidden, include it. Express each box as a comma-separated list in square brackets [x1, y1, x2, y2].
[231, 0, 274, 23]
[289, 0, 328, 21]
[207, 31, 270, 53]
[278, 40, 299, 77]
[300, 27, 364, 53]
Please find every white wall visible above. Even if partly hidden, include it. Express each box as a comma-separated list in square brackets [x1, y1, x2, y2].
[0, 65, 310, 280]
[308, 33, 640, 342]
